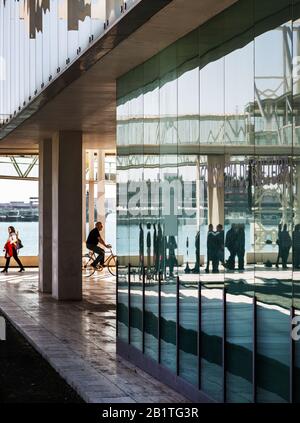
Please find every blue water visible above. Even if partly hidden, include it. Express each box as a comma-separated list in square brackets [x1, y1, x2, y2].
[0, 216, 277, 260]
[0, 213, 117, 258]
[0, 222, 38, 256]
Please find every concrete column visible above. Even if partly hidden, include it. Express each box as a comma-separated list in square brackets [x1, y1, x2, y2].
[82, 149, 87, 245]
[88, 151, 95, 232]
[52, 131, 82, 300]
[207, 155, 225, 228]
[96, 150, 106, 239]
[39, 139, 52, 293]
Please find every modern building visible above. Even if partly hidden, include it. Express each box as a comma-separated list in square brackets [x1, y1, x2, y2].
[1, 0, 300, 403]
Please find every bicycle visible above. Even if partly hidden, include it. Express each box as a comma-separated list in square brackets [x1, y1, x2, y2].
[82, 248, 117, 277]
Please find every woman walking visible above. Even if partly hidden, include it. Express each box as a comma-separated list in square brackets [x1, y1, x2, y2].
[1, 226, 25, 273]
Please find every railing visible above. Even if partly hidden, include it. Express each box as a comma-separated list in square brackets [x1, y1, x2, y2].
[0, 115, 10, 127]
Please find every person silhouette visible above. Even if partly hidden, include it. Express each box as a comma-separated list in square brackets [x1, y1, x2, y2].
[205, 224, 214, 273]
[236, 224, 245, 271]
[293, 224, 300, 269]
[225, 224, 238, 270]
[138, 223, 144, 279]
[192, 230, 200, 273]
[276, 223, 282, 268]
[280, 224, 292, 269]
[157, 223, 164, 277]
[215, 224, 225, 270]
[167, 235, 177, 278]
[146, 223, 152, 275]
[153, 223, 159, 278]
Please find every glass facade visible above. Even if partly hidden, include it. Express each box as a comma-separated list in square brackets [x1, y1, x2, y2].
[116, 0, 300, 402]
[0, 0, 139, 125]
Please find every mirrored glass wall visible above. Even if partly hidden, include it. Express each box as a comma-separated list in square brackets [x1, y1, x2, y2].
[116, 0, 300, 402]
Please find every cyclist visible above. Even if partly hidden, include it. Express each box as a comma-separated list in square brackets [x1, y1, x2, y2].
[86, 222, 111, 269]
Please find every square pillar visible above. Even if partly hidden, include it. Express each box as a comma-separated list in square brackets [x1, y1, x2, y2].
[39, 139, 52, 293]
[96, 150, 106, 239]
[82, 149, 87, 247]
[88, 151, 95, 232]
[52, 131, 83, 300]
[207, 155, 225, 228]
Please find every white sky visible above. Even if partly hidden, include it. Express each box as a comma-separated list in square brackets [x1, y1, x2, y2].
[0, 180, 115, 204]
[0, 180, 38, 203]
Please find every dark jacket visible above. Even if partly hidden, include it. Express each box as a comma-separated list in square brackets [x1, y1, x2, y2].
[279, 230, 292, 249]
[225, 228, 236, 252]
[293, 230, 300, 250]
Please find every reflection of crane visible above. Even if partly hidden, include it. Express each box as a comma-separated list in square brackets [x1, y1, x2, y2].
[254, 24, 293, 146]
[253, 188, 282, 250]
[253, 157, 293, 250]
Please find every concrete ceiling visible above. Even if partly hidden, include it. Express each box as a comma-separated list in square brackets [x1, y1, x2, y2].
[0, 0, 238, 154]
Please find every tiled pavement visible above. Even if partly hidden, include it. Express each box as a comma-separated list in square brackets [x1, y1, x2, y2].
[0, 269, 189, 403]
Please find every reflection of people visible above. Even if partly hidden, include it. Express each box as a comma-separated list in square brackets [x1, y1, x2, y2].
[293, 224, 300, 269]
[209, 224, 225, 273]
[279, 224, 292, 269]
[216, 224, 225, 268]
[1, 226, 25, 273]
[153, 223, 159, 278]
[276, 224, 282, 268]
[225, 224, 245, 270]
[192, 230, 200, 273]
[225, 224, 237, 270]
[167, 235, 177, 278]
[86, 222, 111, 268]
[157, 223, 165, 276]
[237, 224, 245, 271]
[162, 232, 168, 278]
[138, 223, 144, 278]
[205, 224, 214, 273]
[146, 223, 152, 274]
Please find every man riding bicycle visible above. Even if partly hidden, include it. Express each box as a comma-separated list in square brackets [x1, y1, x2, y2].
[86, 222, 111, 269]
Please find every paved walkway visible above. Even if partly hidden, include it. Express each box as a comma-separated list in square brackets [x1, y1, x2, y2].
[0, 269, 189, 403]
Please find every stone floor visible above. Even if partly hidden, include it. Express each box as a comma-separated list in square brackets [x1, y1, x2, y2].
[0, 269, 189, 403]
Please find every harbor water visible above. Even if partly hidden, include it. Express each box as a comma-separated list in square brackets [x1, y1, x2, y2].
[0, 222, 38, 256]
[0, 217, 278, 261]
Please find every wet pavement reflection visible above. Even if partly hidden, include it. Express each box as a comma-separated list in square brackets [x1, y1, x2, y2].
[0, 269, 188, 403]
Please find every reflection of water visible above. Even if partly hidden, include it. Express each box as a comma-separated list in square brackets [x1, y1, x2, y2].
[117, 222, 278, 259]
[0, 222, 38, 256]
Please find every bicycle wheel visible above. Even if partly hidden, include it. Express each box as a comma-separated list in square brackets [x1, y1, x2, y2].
[107, 255, 117, 276]
[82, 254, 95, 277]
